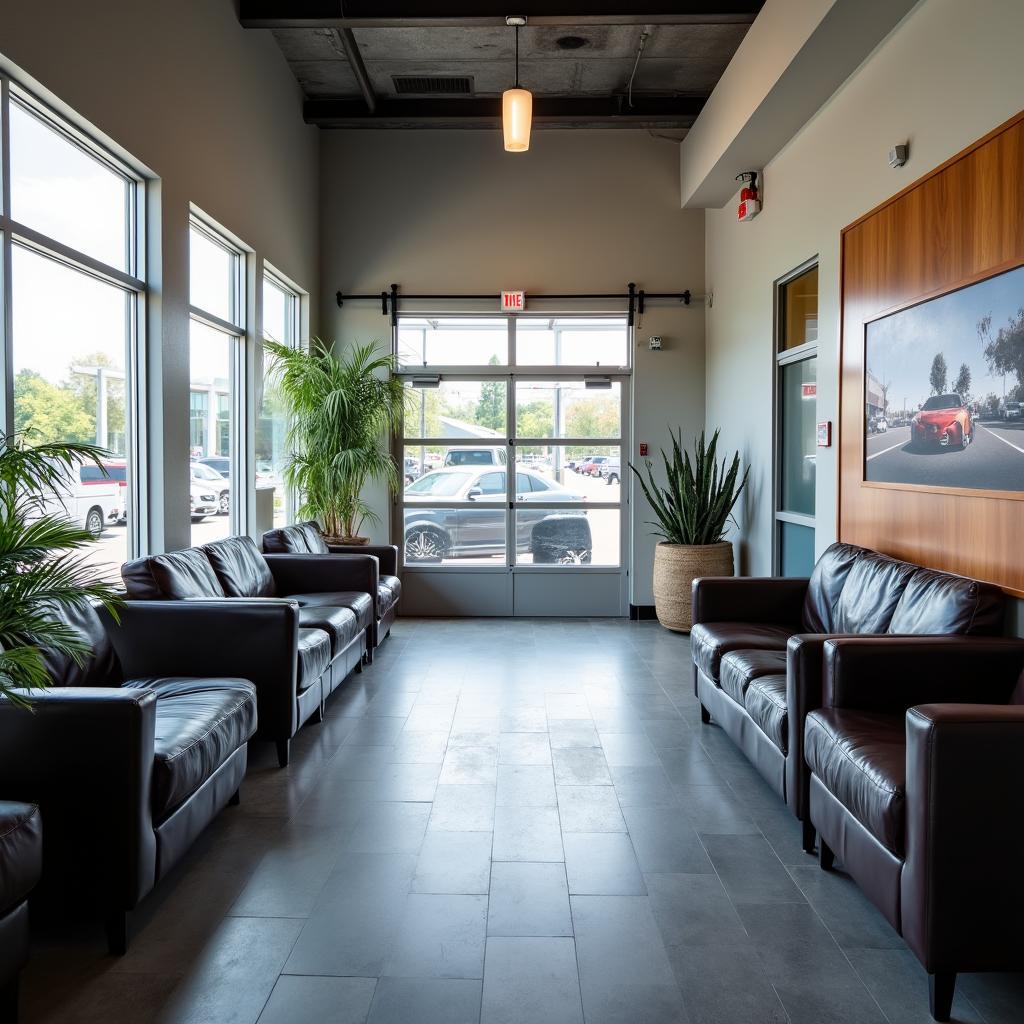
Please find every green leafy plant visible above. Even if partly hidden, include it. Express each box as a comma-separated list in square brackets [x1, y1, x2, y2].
[0, 434, 123, 709]
[265, 339, 408, 541]
[630, 429, 749, 545]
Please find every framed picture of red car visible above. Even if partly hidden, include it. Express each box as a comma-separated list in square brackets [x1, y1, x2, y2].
[863, 262, 1024, 495]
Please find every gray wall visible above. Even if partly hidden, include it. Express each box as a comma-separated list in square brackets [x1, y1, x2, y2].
[0, 0, 320, 552]
[703, 0, 1024, 579]
[319, 128, 705, 606]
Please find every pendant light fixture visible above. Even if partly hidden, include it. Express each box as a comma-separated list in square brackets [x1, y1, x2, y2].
[503, 16, 532, 152]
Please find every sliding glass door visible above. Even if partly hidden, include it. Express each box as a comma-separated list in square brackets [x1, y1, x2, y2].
[395, 315, 630, 616]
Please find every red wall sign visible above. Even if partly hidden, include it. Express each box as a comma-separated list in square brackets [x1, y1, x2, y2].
[501, 290, 525, 312]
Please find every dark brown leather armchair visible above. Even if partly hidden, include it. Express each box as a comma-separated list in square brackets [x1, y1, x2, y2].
[0, 801, 41, 1024]
[691, 543, 1006, 851]
[805, 636, 1024, 1021]
[262, 522, 401, 659]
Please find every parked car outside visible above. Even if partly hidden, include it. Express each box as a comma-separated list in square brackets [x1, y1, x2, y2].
[868, 415, 888, 434]
[37, 459, 120, 537]
[1004, 401, 1022, 420]
[443, 447, 507, 468]
[93, 459, 128, 524]
[599, 457, 620, 485]
[191, 461, 230, 514]
[910, 393, 974, 449]
[581, 455, 609, 477]
[198, 456, 231, 478]
[404, 466, 586, 561]
[190, 481, 219, 522]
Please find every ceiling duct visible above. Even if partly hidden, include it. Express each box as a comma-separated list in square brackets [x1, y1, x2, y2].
[392, 75, 474, 95]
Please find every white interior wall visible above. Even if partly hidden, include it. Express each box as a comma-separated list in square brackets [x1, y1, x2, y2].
[0, 0, 320, 552]
[319, 129, 705, 607]
[703, 0, 1024, 579]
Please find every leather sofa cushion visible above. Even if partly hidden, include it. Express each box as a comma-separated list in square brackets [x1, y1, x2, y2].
[833, 553, 916, 634]
[802, 542, 865, 633]
[804, 708, 906, 855]
[378, 575, 402, 613]
[290, 590, 374, 631]
[298, 605, 359, 656]
[122, 548, 226, 600]
[40, 600, 123, 688]
[691, 623, 795, 683]
[887, 568, 1005, 636]
[296, 629, 332, 691]
[297, 523, 330, 554]
[745, 676, 788, 755]
[203, 536, 276, 598]
[719, 649, 787, 706]
[262, 522, 329, 555]
[0, 802, 42, 912]
[124, 677, 257, 822]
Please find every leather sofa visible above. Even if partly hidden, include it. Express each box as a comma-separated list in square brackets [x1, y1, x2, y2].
[121, 535, 370, 766]
[0, 602, 256, 954]
[0, 802, 41, 1024]
[691, 542, 1006, 849]
[262, 521, 401, 660]
[805, 636, 1024, 1021]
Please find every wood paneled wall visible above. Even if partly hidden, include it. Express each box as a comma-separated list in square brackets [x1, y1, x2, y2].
[839, 112, 1024, 595]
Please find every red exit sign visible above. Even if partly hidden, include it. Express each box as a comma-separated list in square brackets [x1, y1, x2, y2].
[501, 290, 525, 312]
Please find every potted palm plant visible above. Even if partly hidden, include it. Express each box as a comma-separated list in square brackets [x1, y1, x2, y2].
[630, 429, 749, 633]
[0, 434, 123, 708]
[264, 339, 407, 544]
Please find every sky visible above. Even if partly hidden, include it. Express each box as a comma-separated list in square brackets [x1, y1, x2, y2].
[397, 317, 629, 367]
[866, 264, 1024, 410]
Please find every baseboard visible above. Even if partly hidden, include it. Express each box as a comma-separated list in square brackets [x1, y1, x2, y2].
[629, 604, 657, 621]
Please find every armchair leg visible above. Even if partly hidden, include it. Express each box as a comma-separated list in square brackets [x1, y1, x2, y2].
[315, 703, 325, 724]
[276, 739, 291, 768]
[929, 972, 955, 1022]
[228, 788, 241, 806]
[0, 975, 19, 1024]
[819, 837, 835, 871]
[699, 703, 711, 725]
[105, 909, 129, 956]
[802, 818, 816, 854]
[355, 658, 363, 674]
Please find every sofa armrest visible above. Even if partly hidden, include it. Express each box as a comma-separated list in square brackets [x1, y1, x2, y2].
[0, 688, 157, 909]
[785, 633, 856, 819]
[264, 552, 379, 607]
[327, 543, 399, 577]
[101, 600, 300, 741]
[692, 576, 809, 627]
[823, 637, 1024, 712]
[902, 704, 1024, 973]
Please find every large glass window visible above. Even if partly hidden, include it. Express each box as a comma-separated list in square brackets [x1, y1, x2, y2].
[260, 271, 301, 527]
[189, 219, 243, 544]
[2, 86, 145, 581]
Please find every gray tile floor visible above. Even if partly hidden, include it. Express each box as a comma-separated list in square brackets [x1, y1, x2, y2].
[21, 617, 1024, 1023]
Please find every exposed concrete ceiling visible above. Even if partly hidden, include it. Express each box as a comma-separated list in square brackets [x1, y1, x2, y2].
[244, 10, 763, 130]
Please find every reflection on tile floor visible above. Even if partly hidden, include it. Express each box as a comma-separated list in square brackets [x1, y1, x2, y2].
[21, 617, 1024, 1023]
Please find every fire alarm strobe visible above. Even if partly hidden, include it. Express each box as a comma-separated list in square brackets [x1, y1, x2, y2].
[736, 170, 760, 222]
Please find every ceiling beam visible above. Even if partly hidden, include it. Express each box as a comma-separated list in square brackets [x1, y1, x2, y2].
[304, 95, 705, 128]
[331, 28, 376, 113]
[239, 2, 763, 29]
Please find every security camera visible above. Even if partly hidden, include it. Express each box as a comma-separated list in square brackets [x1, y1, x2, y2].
[888, 144, 908, 169]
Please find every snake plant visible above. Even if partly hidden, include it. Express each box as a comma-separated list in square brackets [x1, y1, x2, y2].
[630, 429, 749, 545]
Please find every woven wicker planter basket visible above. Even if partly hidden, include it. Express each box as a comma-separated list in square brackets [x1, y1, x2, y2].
[653, 541, 734, 633]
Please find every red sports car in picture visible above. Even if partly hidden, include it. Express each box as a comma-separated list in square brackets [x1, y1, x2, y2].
[910, 393, 974, 450]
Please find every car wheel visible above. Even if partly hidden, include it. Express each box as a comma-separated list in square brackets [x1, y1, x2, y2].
[85, 507, 104, 538]
[961, 426, 971, 450]
[405, 527, 449, 562]
[606, 473, 619, 485]
[219, 491, 230, 514]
